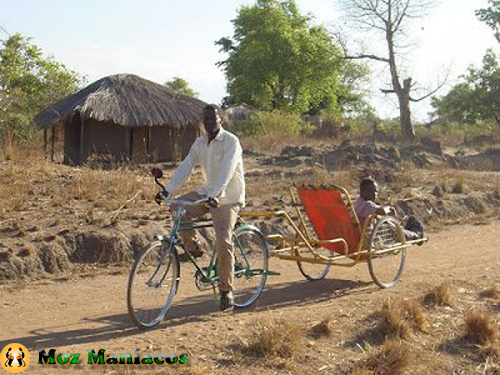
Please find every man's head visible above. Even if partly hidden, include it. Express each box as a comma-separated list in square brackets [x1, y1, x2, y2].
[203, 104, 222, 138]
[360, 177, 379, 202]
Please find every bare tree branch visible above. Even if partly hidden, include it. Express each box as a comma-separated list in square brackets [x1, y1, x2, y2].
[337, 0, 437, 141]
[381, 88, 396, 94]
[345, 54, 390, 63]
[0, 24, 11, 37]
[409, 66, 450, 102]
[392, 0, 411, 33]
[409, 77, 448, 102]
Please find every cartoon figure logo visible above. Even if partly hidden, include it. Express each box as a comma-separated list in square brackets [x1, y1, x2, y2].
[1, 344, 30, 373]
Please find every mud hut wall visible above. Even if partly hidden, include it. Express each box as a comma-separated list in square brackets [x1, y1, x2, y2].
[149, 126, 173, 162]
[179, 123, 201, 159]
[149, 125, 200, 162]
[50, 121, 65, 163]
[131, 126, 149, 163]
[63, 114, 81, 165]
[83, 119, 129, 161]
[44, 120, 65, 163]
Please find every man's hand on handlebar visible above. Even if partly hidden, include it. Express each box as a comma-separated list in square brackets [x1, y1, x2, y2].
[154, 190, 169, 205]
[154, 192, 219, 208]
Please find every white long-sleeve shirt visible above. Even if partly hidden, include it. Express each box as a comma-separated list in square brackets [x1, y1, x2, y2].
[166, 127, 245, 206]
[354, 197, 381, 225]
[354, 196, 391, 225]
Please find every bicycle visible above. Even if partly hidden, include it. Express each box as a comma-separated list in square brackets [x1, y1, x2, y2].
[127, 168, 275, 329]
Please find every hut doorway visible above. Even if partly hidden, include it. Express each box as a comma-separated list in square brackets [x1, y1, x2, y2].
[63, 113, 81, 165]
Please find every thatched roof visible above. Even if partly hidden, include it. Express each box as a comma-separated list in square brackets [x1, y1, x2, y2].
[35, 74, 207, 129]
[223, 104, 255, 123]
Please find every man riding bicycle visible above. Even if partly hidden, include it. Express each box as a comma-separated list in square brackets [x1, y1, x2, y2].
[156, 104, 245, 312]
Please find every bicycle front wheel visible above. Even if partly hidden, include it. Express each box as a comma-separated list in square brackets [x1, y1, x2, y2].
[232, 228, 269, 308]
[127, 241, 180, 328]
[367, 216, 407, 289]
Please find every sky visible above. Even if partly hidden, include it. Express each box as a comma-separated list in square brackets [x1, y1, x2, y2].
[1, 0, 499, 121]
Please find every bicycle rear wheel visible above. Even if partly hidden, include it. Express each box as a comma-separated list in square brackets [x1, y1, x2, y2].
[127, 241, 180, 328]
[232, 228, 269, 308]
[296, 247, 331, 281]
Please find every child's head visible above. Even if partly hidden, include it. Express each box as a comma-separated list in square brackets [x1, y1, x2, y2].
[360, 177, 379, 202]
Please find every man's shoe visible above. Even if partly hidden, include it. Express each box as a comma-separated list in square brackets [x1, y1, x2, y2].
[219, 291, 234, 312]
[179, 250, 204, 262]
[405, 216, 426, 246]
[404, 216, 421, 232]
[417, 228, 426, 246]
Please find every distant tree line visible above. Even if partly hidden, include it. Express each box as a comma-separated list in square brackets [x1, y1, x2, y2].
[164, 77, 199, 98]
[216, 0, 368, 119]
[0, 33, 80, 144]
[2, 0, 499, 146]
[431, 0, 500, 134]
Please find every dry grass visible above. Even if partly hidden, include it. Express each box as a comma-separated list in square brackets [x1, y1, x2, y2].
[474, 214, 492, 226]
[293, 166, 358, 192]
[69, 168, 149, 204]
[244, 319, 304, 358]
[72, 171, 102, 201]
[451, 177, 466, 194]
[463, 310, 498, 345]
[0, 249, 14, 261]
[481, 284, 500, 299]
[175, 365, 209, 375]
[1, 141, 46, 161]
[392, 161, 417, 193]
[377, 299, 426, 340]
[483, 364, 500, 375]
[351, 368, 375, 375]
[1, 143, 16, 161]
[462, 310, 500, 368]
[433, 168, 497, 197]
[378, 299, 411, 340]
[0, 155, 156, 220]
[240, 134, 329, 154]
[480, 342, 500, 361]
[423, 281, 454, 307]
[297, 165, 330, 186]
[114, 365, 209, 375]
[402, 299, 427, 333]
[332, 170, 359, 192]
[273, 358, 298, 373]
[245, 175, 288, 201]
[18, 244, 35, 257]
[352, 340, 410, 375]
[309, 317, 333, 339]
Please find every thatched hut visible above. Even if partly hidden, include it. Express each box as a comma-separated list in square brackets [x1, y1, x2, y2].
[34, 74, 207, 164]
[222, 104, 255, 129]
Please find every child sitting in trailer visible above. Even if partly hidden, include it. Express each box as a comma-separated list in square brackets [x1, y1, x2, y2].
[354, 177, 425, 242]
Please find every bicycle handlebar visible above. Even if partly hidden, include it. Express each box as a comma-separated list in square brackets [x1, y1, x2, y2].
[151, 169, 219, 208]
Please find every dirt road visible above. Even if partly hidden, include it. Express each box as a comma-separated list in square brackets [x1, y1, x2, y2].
[1, 221, 499, 374]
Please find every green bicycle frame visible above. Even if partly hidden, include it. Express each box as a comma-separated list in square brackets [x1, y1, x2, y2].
[153, 212, 220, 286]
[152, 217, 276, 287]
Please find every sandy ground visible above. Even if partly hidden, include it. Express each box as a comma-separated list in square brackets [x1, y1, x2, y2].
[1, 221, 499, 374]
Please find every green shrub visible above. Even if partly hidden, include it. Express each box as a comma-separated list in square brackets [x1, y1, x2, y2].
[378, 119, 401, 135]
[232, 110, 315, 138]
[418, 120, 494, 144]
[337, 117, 400, 140]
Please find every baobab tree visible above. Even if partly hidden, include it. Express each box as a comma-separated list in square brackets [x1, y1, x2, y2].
[337, 0, 442, 141]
